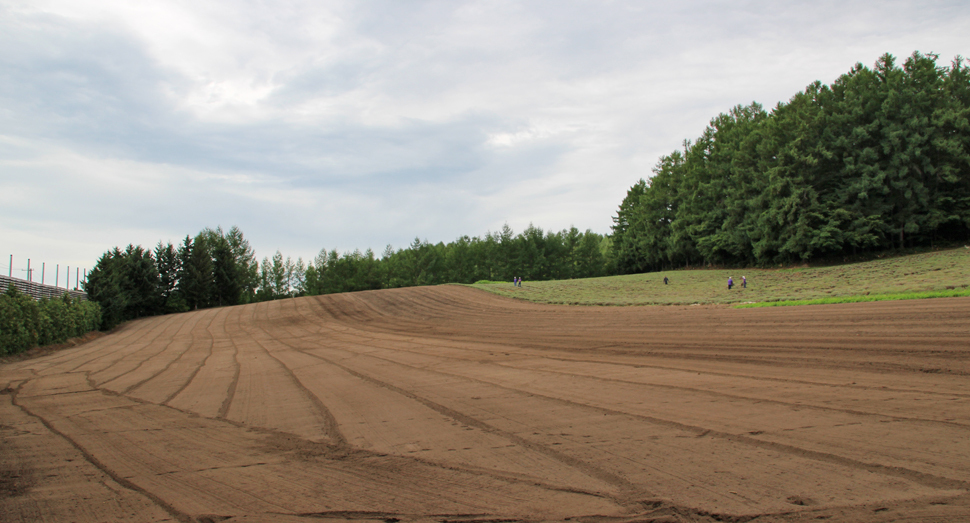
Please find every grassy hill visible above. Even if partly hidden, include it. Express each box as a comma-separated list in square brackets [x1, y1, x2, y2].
[471, 247, 970, 306]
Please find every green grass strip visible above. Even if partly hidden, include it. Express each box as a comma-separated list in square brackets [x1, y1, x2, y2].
[735, 288, 970, 308]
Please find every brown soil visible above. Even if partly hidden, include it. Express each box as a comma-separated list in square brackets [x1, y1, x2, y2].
[0, 331, 108, 364]
[1, 286, 968, 523]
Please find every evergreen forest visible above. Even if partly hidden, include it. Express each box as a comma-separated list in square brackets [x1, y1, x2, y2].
[611, 52, 970, 273]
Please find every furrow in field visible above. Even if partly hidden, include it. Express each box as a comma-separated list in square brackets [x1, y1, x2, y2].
[127, 307, 226, 404]
[269, 295, 963, 514]
[30, 313, 184, 378]
[314, 329, 970, 488]
[268, 299, 621, 496]
[0, 390, 175, 523]
[222, 300, 336, 443]
[165, 305, 246, 418]
[98, 307, 216, 394]
[293, 294, 970, 423]
[12, 372, 629, 521]
[81, 313, 193, 382]
[300, 340, 958, 516]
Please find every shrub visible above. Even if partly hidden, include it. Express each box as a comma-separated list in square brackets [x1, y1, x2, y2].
[0, 285, 102, 356]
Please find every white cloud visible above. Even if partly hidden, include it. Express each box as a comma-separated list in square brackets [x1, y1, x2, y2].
[2, 0, 969, 269]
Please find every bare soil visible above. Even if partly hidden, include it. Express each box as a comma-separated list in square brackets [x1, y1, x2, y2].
[2, 286, 969, 523]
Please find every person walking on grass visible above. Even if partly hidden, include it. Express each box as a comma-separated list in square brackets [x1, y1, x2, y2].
[742, 275, 746, 288]
[663, 276, 668, 285]
[728, 276, 733, 290]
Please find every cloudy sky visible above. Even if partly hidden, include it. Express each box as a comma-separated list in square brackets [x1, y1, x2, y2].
[2, 0, 968, 282]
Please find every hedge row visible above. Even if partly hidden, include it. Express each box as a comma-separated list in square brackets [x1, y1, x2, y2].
[0, 285, 102, 356]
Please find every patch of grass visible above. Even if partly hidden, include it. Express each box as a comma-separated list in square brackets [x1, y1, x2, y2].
[735, 288, 970, 308]
[469, 247, 970, 306]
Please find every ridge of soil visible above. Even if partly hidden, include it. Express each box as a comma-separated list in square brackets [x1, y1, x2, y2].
[2, 286, 968, 522]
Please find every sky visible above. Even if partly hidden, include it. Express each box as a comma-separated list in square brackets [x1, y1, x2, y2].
[2, 0, 969, 283]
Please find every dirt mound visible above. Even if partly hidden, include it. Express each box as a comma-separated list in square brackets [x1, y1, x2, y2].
[2, 286, 969, 522]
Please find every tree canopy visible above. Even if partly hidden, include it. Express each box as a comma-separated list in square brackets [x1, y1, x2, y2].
[611, 52, 970, 272]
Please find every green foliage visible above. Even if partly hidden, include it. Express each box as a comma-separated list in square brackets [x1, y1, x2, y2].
[612, 52, 970, 272]
[0, 285, 40, 354]
[300, 225, 611, 297]
[85, 245, 160, 329]
[735, 288, 970, 308]
[86, 225, 259, 326]
[155, 241, 183, 313]
[0, 285, 101, 355]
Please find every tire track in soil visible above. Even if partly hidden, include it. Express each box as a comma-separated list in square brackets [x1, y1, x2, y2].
[338, 343, 970, 491]
[483, 360, 970, 428]
[125, 306, 224, 400]
[76, 313, 190, 380]
[333, 338, 970, 429]
[273, 299, 628, 490]
[289, 296, 970, 434]
[317, 289, 970, 376]
[103, 307, 216, 395]
[296, 290, 970, 420]
[160, 306, 232, 406]
[307, 311, 970, 400]
[7, 381, 194, 523]
[280, 298, 644, 497]
[217, 304, 248, 420]
[531, 354, 970, 398]
[270, 307, 932, 514]
[288, 342, 642, 498]
[239, 299, 347, 447]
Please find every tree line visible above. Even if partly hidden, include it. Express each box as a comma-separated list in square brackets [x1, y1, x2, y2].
[85, 226, 259, 329]
[611, 51, 970, 273]
[84, 224, 609, 329]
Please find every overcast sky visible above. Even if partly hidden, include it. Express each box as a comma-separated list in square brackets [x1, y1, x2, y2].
[2, 0, 968, 282]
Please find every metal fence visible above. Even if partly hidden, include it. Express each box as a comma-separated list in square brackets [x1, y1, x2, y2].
[0, 274, 87, 301]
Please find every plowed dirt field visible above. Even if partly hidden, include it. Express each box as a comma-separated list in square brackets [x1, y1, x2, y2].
[2, 286, 970, 523]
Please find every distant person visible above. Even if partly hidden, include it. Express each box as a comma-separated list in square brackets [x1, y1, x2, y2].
[517, 277, 522, 287]
[727, 276, 733, 290]
[663, 276, 668, 285]
[513, 276, 517, 286]
[742, 275, 746, 288]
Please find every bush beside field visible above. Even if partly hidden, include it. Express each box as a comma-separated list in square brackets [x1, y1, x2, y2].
[0, 285, 102, 355]
[471, 247, 970, 307]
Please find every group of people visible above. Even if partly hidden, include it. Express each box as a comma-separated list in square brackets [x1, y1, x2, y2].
[512, 276, 522, 287]
[727, 276, 746, 289]
[660, 275, 747, 289]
